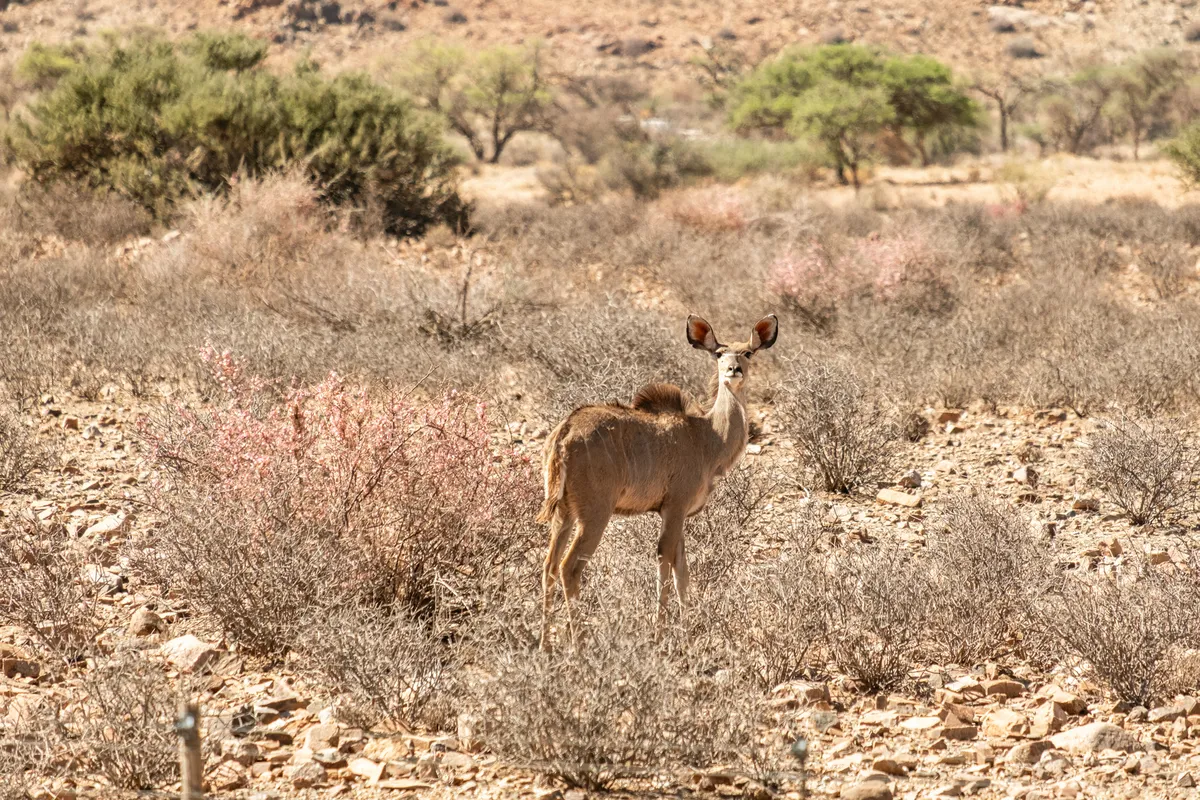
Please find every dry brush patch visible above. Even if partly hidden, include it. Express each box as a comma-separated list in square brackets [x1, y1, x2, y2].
[1084, 417, 1200, 526]
[135, 350, 540, 657]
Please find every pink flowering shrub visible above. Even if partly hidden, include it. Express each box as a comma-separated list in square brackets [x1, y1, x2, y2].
[767, 239, 849, 330]
[769, 232, 952, 329]
[138, 349, 539, 655]
[663, 187, 750, 233]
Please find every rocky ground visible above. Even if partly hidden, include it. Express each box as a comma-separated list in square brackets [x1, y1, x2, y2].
[4, 383, 1200, 799]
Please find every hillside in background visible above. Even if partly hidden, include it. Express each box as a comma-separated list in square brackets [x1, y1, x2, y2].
[0, 0, 1196, 85]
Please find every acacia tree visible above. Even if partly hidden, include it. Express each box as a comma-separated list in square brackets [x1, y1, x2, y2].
[970, 72, 1030, 153]
[1038, 66, 1117, 155]
[1107, 49, 1184, 159]
[881, 54, 978, 165]
[730, 44, 975, 186]
[401, 40, 553, 164]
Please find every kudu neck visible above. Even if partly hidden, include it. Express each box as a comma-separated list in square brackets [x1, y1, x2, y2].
[707, 379, 749, 470]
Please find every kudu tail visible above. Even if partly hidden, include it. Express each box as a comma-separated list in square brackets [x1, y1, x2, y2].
[536, 419, 569, 524]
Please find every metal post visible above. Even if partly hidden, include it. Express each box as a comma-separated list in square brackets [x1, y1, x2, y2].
[175, 702, 204, 800]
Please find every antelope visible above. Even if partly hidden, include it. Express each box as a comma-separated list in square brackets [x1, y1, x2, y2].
[537, 314, 779, 650]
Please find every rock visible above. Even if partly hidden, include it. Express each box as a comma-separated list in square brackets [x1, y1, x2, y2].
[377, 779, 433, 790]
[1071, 497, 1099, 512]
[983, 708, 1029, 739]
[1030, 700, 1067, 738]
[128, 607, 165, 637]
[288, 761, 326, 788]
[222, 739, 261, 766]
[770, 680, 831, 708]
[1147, 550, 1171, 565]
[936, 713, 978, 741]
[935, 459, 957, 474]
[983, 679, 1025, 699]
[1037, 687, 1086, 715]
[349, 757, 385, 782]
[840, 779, 892, 800]
[897, 470, 922, 489]
[937, 410, 963, 424]
[303, 724, 340, 751]
[1012, 466, 1038, 487]
[1050, 722, 1143, 754]
[1004, 739, 1054, 764]
[900, 716, 942, 732]
[1179, 772, 1196, 788]
[1187, 22, 1200, 43]
[84, 513, 127, 538]
[161, 634, 217, 673]
[1148, 704, 1187, 723]
[876, 488, 922, 508]
[209, 761, 247, 791]
[819, 27, 850, 45]
[871, 758, 908, 776]
[0, 644, 40, 680]
[444, 10, 468, 24]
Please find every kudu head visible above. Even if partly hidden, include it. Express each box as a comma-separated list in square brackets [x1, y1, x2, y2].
[686, 314, 779, 395]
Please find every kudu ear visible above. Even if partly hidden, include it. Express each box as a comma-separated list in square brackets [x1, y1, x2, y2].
[750, 315, 779, 351]
[686, 315, 719, 352]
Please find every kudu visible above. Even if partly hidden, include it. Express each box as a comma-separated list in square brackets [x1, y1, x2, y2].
[537, 314, 779, 650]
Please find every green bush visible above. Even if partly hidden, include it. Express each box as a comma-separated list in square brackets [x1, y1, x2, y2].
[1166, 122, 1200, 186]
[689, 137, 823, 182]
[7, 31, 465, 235]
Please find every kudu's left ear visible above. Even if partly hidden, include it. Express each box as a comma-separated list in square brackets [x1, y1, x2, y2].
[687, 315, 720, 352]
[750, 315, 779, 351]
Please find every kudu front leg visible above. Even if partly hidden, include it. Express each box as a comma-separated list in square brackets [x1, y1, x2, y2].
[656, 508, 686, 632]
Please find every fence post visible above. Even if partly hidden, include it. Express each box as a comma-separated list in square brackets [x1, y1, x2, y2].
[175, 701, 204, 800]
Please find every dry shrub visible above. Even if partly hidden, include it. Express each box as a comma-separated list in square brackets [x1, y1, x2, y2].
[1084, 418, 1199, 526]
[1140, 243, 1192, 300]
[302, 606, 454, 729]
[814, 541, 932, 692]
[473, 605, 757, 790]
[0, 409, 51, 492]
[661, 186, 750, 233]
[1038, 561, 1200, 706]
[777, 361, 898, 494]
[514, 304, 709, 422]
[65, 655, 178, 789]
[925, 495, 1051, 665]
[11, 185, 153, 246]
[0, 518, 102, 661]
[137, 350, 539, 656]
[0, 698, 59, 800]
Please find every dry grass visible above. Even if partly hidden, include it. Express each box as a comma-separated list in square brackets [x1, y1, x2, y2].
[0, 408, 51, 491]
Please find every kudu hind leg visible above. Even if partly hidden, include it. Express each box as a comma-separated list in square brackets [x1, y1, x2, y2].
[560, 506, 611, 647]
[540, 506, 576, 652]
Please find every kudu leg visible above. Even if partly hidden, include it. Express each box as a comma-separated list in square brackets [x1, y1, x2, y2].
[656, 509, 686, 630]
[560, 508, 611, 648]
[540, 507, 576, 653]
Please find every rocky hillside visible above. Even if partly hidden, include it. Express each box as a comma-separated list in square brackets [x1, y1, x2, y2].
[0, 0, 1196, 83]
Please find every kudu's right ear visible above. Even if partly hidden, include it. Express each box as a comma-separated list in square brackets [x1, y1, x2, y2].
[686, 315, 719, 352]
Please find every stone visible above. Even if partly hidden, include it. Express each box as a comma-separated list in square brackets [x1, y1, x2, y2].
[1148, 705, 1187, 723]
[900, 715, 942, 732]
[377, 779, 433, 790]
[876, 488, 922, 508]
[161, 634, 217, 673]
[937, 410, 963, 424]
[349, 757, 385, 782]
[83, 514, 127, 538]
[1071, 497, 1099, 512]
[128, 607, 165, 637]
[303, 723, 340, 751]
[871, 757, 908, 776]
[1037, 687, 1086, 715]
[770, 680, 830, 708]
[222, 739, 261, 767]
[1050, 722, 1143, 754]
[983, 679, 1025, 699]
[1178, 772, 1196, 788]
[983, 708, 1029, 739]
[1012, 466, 1038, 487]
[840, 779, 892, 800]
[1004, 740, 1054, 764]
[288, 762, 326, 788]
[1030, 700, 1067, 738]
[0, 644, 40, 680]
[898, 470, 922, 489]
[209, 761, 247, 791]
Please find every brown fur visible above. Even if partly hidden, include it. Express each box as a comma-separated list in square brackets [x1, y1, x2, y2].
[538, 315, 778, 650]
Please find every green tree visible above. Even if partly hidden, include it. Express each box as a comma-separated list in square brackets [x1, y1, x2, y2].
[730, 44, 975, 186]
[880, 54, 978, 165]
[1106, 49, 1184, 159]
[7, 30, 464, 235]
[970, 72, 1030, 153]
[1037, 66, 1117, 155]
[399, 40, 552, 164]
